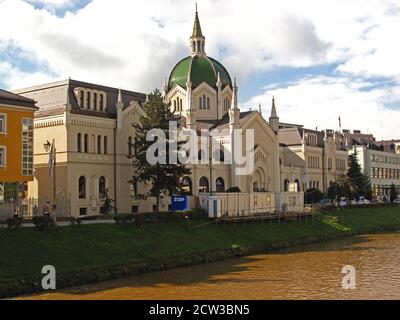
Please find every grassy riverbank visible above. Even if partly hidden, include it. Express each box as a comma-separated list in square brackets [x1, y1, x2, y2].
[1, 206, 400, 298]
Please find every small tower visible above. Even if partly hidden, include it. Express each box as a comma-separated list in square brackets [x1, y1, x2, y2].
[269, 96, 279, 133]
[162, 76, 168, 98]
[63, 82, 72, 127]
[186, 81, 196, 130]
[190, 4, 206, 56]
[229, 77, 240, 128]
[116, 88, 124, 132]
[216, 72, 222, 118]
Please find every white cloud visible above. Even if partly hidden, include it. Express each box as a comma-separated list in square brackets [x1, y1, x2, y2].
[246, 76, 400, 140]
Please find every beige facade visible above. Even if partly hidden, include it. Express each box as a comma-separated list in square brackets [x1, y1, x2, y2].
[279, 126, 348, 193]
[15, 80, 164, 216]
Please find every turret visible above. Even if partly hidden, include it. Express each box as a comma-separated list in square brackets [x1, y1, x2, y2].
[229, 77, 240, 128]
[216, 72, 222, 118]
[186, 81, 196, 130]
[269, 96, 279, 133]
[116, 88, 124, 132]
[162, 76, 168, 98]
[63, 82, 72, 127]
[190, 4, 206, 56]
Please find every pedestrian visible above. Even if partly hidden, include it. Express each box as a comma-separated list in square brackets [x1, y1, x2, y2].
[33, 204, 39, 217]
[43, 201, 50, 217]
[13, 205, 20, 218]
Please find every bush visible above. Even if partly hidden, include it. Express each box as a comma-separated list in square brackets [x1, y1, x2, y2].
[6, 216, 23, 229]
[113, 214, 135, 227]
[190, 207, 208, 220]
[32, 215, 55, 230]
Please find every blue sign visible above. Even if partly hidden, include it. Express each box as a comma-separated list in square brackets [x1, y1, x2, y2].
[171, 196, 189, 211]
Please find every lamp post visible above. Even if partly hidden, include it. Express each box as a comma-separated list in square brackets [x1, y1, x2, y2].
[44, 139, 56, 207]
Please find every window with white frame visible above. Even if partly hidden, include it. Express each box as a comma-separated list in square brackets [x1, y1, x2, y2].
[0, 114, 6, 133]
[22, 118, 33, 176]
[0, 146, 6, 166]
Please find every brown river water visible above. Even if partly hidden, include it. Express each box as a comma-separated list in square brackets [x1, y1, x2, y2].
[22, 233, 400, 300]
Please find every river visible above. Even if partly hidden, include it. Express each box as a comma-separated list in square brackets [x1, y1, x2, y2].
[22, 233, 400, 300]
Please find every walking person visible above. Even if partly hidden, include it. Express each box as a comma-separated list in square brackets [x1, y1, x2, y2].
[43, 201, 50, 217]
[33, 204, 39, 217]
[13, 205, 20, 218]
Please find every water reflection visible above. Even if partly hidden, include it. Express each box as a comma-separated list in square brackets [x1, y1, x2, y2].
[23, 233, 400, 300]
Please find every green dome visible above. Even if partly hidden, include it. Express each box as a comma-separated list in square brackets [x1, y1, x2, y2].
[169, 55, 232, 90]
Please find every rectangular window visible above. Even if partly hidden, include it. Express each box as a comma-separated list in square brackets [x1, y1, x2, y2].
[0, 114, 6, 133]
[131, 206, 139, 213]
[79, 208, 87, 216]
[0, 146, 6, 166]
[22, 118, 33, 176]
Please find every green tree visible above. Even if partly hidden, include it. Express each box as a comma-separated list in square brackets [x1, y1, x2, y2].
[347, 148, 373, 200]
[328, 175, 358, 201]
[390, 183, 398, 203]
[304, 188, 324, 204]
[100, 188, 115, 215]
[131, 89, 191, 213]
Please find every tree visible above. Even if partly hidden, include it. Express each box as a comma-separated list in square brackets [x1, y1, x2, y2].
[304, 188, 323, 204]
[100, 188, 115, 215]
[328, 175, 358, 201]
[347, 148, 373, 200]
[390, 183, 398, 203]
[131, 89, 191, 213]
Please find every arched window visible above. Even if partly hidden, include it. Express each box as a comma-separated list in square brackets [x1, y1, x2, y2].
[199, 97, 202, 109]
[216, 177, 225, 193]
[199, 177, 209, 193]
[284, 179, 290, 192]
[97, 135, 102, 154]
[84, 134, 89, 153]
[207, 97, 210, 109]
[99, 94, 104, 111]
[99, 176, 106, 199]
[93, 93, 98, 111]
[77, 133, 82, 153]
[180, 98, 183, 111]
[86, 92, 91, 109]
[295, 179, 300, 192]
[181, 176, 192, 195]
[79, 91, 84, 108]
[203, 95, 206, 109]
[104, 136, 108, 154]
[214, 149, 224, 162]
[173, 100, 177, 112]
[79, 176, 86, 199]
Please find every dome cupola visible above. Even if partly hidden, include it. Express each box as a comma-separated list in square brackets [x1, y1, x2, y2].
[168, 6, 232, 91]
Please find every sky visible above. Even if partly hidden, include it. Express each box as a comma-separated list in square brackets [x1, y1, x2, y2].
[0, 0, 399, 140]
